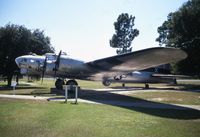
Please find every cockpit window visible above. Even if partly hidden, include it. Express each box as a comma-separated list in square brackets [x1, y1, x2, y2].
[47, 55, 56, 61]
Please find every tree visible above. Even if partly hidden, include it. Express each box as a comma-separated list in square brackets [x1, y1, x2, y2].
[110, 13, 139, 55]
[0, 23, 54, 86]
[156, 0, 200, 76]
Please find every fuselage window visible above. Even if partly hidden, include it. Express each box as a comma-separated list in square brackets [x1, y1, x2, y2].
[22, 58, 27, 62]
[36, 60, 41, 64]
[47, 55, 56, 61]
[30, 59, 35, 63]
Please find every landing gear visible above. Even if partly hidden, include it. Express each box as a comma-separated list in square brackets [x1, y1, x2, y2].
[102, 79, 111, 86]
[145, 83, 149, 89]
[66, 79, 78, 93]
[66, 79, 78, 86]
[55, 79, 65, 90]
[55, 79, 78, 93]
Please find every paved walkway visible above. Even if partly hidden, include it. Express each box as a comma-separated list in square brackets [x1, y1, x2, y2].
[0, 94, 200, 111]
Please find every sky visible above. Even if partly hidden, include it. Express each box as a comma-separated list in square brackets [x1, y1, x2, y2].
[0, 0, 188, 61]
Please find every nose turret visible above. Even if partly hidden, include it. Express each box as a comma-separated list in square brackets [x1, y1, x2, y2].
[15, 56, 28, 68]
[15, 57, 21, 67]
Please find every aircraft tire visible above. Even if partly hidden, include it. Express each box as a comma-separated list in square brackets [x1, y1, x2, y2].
[66, 80, 78, 93]
[55, 79, 64, 90]
[102, 79, 111, 86]
[145, 83, 149, 89]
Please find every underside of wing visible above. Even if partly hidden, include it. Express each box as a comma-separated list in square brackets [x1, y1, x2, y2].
[85, 47, 187, 80]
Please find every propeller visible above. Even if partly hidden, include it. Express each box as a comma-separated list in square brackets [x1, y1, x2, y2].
[54, 50, 62, 78]
[41, 56, 47, 84]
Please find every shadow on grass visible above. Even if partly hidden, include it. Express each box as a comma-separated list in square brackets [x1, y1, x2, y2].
[1, 84, 199, 120]
[110, 86, 177, 90]
[110, 83, 200, 93]
[0, 86, 46, 91]
[77, 89, 200, 120]
[167, 83, 200, 93]
[176, 84, 200, 90]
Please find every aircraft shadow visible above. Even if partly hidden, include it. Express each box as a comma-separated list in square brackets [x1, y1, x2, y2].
[110, 86, 176, 91]
[77, 89, 200, 120]
[110, 84, 200, 93]
[168, 84, 200, 93]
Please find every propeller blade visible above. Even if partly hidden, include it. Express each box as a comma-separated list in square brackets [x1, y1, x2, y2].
[41, 57, 47, 84]
[54, 50, 62, 78]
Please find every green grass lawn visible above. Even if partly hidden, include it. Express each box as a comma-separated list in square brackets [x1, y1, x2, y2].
[0, 98, 200, 137]
[129, 91, 200, 105]
[0, 79, 200, 137]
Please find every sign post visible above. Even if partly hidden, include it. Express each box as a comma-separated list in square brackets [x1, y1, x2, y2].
[64, 85, 79, 104]
[65, 85, 68, 103]
[11, 81, 17, 95]
[75, 86, 78, 104]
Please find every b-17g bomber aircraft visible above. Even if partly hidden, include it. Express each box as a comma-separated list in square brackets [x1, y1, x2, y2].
[15, 47, 187, 90]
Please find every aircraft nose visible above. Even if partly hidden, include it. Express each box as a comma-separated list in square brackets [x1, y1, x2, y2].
[15, 57, 21, 67]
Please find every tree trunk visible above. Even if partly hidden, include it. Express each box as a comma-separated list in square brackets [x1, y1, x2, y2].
[16, 74, 19, 85]
[7, 75, 13, 87]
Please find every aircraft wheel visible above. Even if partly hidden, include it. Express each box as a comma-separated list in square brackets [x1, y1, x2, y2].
[66, 80, 78, 93]
[102, 79, 111, 86]
[55, 79, 64, 90]
[145, 83, 149, 89]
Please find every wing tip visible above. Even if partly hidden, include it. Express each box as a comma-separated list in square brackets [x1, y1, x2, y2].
[171, 48, 188, 60]
[154, 47, 188, 60]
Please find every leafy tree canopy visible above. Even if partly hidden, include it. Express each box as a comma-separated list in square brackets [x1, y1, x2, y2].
[156, 0, 200, 76]
[0, 23, 55, 86]
[110, 13, 139, 55]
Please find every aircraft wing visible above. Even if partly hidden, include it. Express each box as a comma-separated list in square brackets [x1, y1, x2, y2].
[152, 73, 191, 78]
[85, 47, 187, 80]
